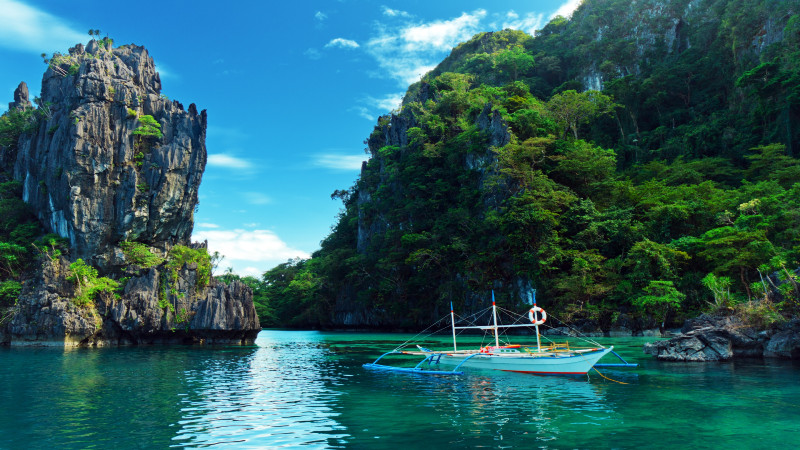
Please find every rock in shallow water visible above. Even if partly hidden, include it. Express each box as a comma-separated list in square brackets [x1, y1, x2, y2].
[644, 314, 800, 361]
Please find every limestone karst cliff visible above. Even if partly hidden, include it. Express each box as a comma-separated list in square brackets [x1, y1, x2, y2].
[266, 0, 799, 335]
[0, 39, 260, 346]
[10, 41, 204, 269]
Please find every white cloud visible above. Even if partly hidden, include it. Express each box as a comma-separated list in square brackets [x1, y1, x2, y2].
[550, 0, 583, 20]
[502, 10, 545, 35]
[207, 153, 253, 170]
[196, 222, 220, 229]
[315, 11, 327, 21]
[351, 105, 374, 121]
[382, 6, 411, 18]
[314, 154, 366, 170]
[0, 0, 86, 53]
[401, 10, 486, 51]
[325, 38, 359, 49]
[368, 92, 403, 112]
[193, 228, 311, 275]
[364, 9, 486, 86]
[352, 92, 403, 120]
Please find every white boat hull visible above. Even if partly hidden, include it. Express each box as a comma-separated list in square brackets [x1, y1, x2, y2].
[434, 347, 614, 375]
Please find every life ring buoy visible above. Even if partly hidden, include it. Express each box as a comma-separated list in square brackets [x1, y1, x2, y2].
[529, 306, 547, 325]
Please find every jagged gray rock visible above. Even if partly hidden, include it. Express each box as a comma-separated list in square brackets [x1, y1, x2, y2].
[1, 40, 260, 346]
[644, 314, 800, 360]
[3, 257, 259, 346]
[8, 82, 32, 111]
[13, 41, 205, 269]
[763, 318, 800, 359]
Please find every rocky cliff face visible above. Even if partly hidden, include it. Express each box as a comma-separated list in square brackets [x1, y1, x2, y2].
[1, 255, 259, 346]
[565, 0, 792, 91]
[0, 40, 260, 346]
[10, 41, 205, 269]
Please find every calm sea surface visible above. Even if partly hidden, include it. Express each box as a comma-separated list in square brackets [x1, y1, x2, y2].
[1, 330, 799, 449]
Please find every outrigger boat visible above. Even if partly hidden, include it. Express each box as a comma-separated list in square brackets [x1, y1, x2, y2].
[364, 291, 637, 376]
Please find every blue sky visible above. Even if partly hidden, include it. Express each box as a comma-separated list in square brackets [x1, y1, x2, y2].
[0, 0, 580, 276]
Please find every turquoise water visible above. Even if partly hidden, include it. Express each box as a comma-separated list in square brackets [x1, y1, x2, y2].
[1, 330, 799, 449]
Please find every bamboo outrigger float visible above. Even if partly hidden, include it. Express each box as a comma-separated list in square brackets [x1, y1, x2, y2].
[363, 291, 637, 376]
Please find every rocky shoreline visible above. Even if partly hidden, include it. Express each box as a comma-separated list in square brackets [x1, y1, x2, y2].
[644, 314, 800, 361]
[0, 256, 260, 347]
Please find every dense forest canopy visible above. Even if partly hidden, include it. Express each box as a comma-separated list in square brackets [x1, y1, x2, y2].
[233, 0, 799, 330]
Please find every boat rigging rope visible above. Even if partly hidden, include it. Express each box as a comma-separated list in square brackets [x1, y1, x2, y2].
[591, 367, 630, 385]
[393, 305, 496, 351]
[392, 315, 451, 351]
[497, 305, 605, 348]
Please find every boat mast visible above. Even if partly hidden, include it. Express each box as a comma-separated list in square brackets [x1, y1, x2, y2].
[533, 289, 541, 352]
[491, 290, 500, 347]
[450, 301, 457, 351]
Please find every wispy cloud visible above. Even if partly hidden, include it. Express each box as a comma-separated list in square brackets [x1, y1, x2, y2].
[313, 154, 366, 170]
[502, 10, 545, 35]
[401, 10, 486, 51]
[550, 0, 582, 20]
[206, 126, 247, 141]
[364, 9, 486, 86]
[352, 92, 403, 120]
[315, 11, 328, 21]
[207, 153, 253, 170]
[350, 105, 374, 121]
[325, 38, 359, 49]
[196, 222, 219, 229]
[193, 228, 311, 275]
[368, 92, 403, 111]
[0, 0, 86, 53]
[243, 192, 272, 205]
[304, 48, 322, 60]
[382, 6, 411, 18]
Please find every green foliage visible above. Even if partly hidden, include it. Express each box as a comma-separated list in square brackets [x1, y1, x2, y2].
[66, 259, 119, 307]
[546, 90, 617, 140]
[0, 108, 37, 149]
[702, 273, 734, 310]
[633, 280, 686, 327]
[0, 242, 28, 278]
[133, 115, 162, 138]
[166, 245, 212, 291]
[286, 13, 800, 329]
[133, 115, 163, 152]
[120, 241, 164, 268]
[0, 280, 21, 307]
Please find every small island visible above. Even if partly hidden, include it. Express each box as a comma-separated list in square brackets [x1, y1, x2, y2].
[0, 39, 259, 346]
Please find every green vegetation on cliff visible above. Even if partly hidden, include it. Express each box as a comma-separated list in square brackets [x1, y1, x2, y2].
[243, 0, 800, 329]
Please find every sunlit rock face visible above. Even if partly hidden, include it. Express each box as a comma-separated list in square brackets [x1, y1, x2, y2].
[12, 41, 206, 270]
[0, 41, 261, 347]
